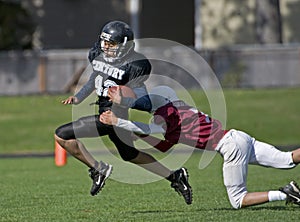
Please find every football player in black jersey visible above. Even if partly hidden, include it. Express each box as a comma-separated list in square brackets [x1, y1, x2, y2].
[54, 21, 192, 204]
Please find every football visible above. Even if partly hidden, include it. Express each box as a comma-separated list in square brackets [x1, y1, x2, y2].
[109, 85, 136, 98]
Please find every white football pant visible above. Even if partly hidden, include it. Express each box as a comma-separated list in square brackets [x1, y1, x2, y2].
[215, 129, 296, 209]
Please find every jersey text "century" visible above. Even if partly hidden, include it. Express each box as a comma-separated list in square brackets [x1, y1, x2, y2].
[92, 60, 125, 80]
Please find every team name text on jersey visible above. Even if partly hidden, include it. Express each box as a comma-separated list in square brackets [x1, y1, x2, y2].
[92, 60, 125, 80]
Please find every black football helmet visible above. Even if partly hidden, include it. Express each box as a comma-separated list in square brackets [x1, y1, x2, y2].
[98, 21, 134, 62]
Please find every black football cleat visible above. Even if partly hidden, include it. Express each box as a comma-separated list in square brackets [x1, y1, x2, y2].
[89, 161, 113, 196]
[279, 181, 300, 206]
[170, 167, 193, 205]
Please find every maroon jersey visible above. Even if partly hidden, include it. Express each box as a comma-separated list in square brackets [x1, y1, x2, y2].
[152, 101, 226, 152]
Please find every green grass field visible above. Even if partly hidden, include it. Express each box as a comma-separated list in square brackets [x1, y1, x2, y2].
[1, 153, 300, 222]
[1, 88, 300, 221]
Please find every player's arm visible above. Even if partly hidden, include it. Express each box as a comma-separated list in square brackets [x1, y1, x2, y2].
[131, 91, 152, 112]
[108, 85, 152, 112]
[100, 110, 165, 134]
[117, 118, 165, 134]
[61, 71, 97, 105]
[99, 111, 174, 152]
[122, 86, 152, 112]
[136, 135, 175, 152]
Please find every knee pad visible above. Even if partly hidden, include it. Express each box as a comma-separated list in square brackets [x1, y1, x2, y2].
[55, 123, 76, 140]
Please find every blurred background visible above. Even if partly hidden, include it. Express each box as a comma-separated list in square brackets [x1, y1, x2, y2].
[1, 0, 300, 95]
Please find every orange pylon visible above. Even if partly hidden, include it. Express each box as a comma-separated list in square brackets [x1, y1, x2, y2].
[55, 141, 67, 166]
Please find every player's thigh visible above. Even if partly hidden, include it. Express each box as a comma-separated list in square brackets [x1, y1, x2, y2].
[71, 115, 112, 138]
[222, 144, 249, 188]
[221, 130, 253, 166]
[220, 130, 252, 208]
[251, 140, 295, 168]
[221, 142, 249, 209]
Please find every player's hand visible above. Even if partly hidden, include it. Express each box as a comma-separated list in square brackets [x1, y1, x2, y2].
[61, 96, 79, 105]
[99, 110, 118, 125]
[108, 86, 121, 104]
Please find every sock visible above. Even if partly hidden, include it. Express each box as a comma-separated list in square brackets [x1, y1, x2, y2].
[268, 190, 287, 202]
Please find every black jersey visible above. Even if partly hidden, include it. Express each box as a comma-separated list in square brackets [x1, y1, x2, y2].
[92, 51, 151, 110]
[75, 48, 151, 115]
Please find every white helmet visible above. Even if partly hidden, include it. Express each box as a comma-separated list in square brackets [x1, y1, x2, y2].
[149, 86, 179, 112]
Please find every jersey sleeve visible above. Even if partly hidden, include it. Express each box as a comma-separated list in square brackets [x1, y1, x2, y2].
[116, 118, 165, 134]
[153, 139, 175, 152]
[154, 106, 179, 132]
[74, 71, 97, 103]
[119, 87, 152, 112]
[136, 135, 175, 152]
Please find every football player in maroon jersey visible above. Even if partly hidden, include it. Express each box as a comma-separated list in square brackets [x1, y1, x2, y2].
[102, 85, 300, 209]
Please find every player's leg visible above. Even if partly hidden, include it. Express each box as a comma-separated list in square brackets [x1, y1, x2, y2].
[55, 115, 113, 196]
[129, 151, 172, 178]
[250, 139, 296, 169]
[219, 130, 254, 209]
[108, 129, 171, 177]
[243, 181, 300, 207]
[291, 148, 300, 164]
[109, 129, 193, 204]
[55, 115, 106, 169]
[247, 139, 300, 206]
[55, 134, 98, 169]
[128, 148, 193, 204]
[241, 192, 270, 207]
[220, 130, 300, 208]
